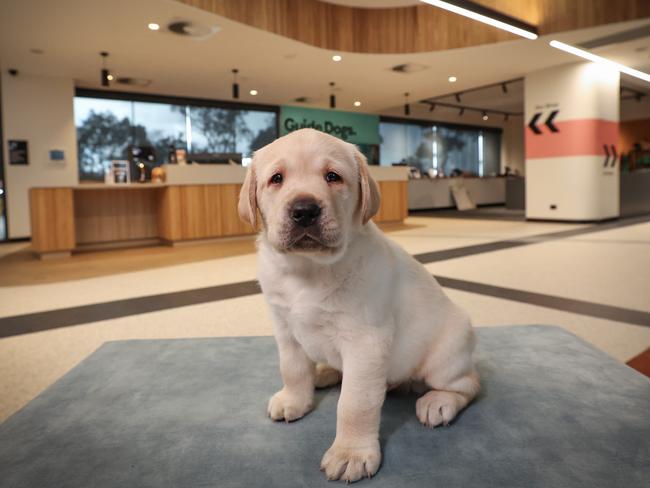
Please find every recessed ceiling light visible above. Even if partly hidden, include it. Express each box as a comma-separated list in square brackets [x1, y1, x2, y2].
[354, 101, 361, 107]
[107, 74, 114, 81]
[148, 22, 160, 31]
[29, 48, 44, 55]
[448, 76, 457, 82]
[249, 89, 258, 96]
[332, 55, 342, 62]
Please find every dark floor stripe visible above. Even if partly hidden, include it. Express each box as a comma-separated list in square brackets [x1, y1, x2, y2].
[1, 214, 648, 338]
[436, 276, 650, 327]
[413, 213, 650, 264]
[0, 281, 261, 338]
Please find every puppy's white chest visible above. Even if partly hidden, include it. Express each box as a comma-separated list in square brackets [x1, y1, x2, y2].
[293, 301, 343, 367]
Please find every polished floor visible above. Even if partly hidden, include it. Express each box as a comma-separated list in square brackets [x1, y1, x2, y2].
[1, 212, 649, 422]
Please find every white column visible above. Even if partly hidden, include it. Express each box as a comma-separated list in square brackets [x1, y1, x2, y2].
[525, 62, 620, 221]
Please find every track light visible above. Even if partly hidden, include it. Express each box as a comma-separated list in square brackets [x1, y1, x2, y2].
[420, 0, 538, 40]
[458, 107, 465, 116]
[404, 92, 410, 116]
[502, 83, 508, 94]
[232, 69, 239, 99]
[455, 93, 462, 103]
[99, 51, 110, 87]
[429, 103, 436, 112]
[549, 40, 650, 83]
[330, 82, 336, 109]
[482, 111, 488, 121]
[504, 113, 509, 121]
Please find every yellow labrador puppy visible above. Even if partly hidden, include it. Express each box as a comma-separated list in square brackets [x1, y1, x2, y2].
[238, 128, 479, 483]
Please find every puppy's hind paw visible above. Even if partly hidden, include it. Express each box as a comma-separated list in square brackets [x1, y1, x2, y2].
[314, 364, 342, 389]
[415, 390, 463, 428]
[267, 388, 313, 422]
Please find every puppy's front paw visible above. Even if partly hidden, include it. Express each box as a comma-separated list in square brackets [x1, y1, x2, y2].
[267, 388, 313, 422]
[320, 440, 381, 483]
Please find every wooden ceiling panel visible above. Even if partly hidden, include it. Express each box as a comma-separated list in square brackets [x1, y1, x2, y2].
[177, 0, 650, 54]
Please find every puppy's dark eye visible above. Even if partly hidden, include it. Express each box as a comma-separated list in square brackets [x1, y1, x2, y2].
[325, 171, 342, 183]
[270, 173, 283, 185]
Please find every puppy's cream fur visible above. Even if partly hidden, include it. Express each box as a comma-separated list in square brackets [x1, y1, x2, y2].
[239, 129, 479, 483]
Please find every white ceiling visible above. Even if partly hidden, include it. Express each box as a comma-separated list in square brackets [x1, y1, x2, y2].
[0, 0, 648, 128]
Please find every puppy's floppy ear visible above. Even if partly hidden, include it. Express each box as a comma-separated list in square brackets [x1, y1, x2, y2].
[238, 160, 258, 228]
[354, 148, 381, 224]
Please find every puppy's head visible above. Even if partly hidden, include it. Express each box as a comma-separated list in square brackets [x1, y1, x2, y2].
[238, 128, 380, 259]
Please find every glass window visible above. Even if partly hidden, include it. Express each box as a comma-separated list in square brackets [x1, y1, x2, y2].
[132, 101, 187, 163]
[437, 126, 480, 176]
[379, 120, 501, 177]
[74, 97, 133, 181]
[481, 130, 501, 177]
[74, 94, 278, 180]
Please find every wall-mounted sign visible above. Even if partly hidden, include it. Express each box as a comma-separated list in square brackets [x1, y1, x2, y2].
[280, 106, 380, 145]
[9, 140, 29, 165]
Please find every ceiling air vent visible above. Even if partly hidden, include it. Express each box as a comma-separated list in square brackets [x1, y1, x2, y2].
[293, 96, 312, 103]
[391, 63, 429, 74]
[115, 77, 152, 87]
[167, 20, 219, 40]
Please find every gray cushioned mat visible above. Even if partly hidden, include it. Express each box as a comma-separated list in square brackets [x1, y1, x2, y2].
[1, 325, 648, 487]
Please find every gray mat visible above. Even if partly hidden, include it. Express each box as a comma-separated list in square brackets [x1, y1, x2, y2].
[1, 326, 648, 487]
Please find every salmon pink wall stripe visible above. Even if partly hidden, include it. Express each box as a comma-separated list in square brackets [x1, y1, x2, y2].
[526, 119, 619, 159]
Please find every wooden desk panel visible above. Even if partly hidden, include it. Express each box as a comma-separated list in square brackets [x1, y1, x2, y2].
[376, 181, 408, 222]
[75, 189, 159, 244]
[30, 181, 408, 256]
[29, 188, 75, 254]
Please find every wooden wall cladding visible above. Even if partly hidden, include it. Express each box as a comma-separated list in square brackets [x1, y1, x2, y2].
[375, 181, 408, 223]
[178, 0, 650, 54]
[29, 188, 75, 252]
[74, 189, 160, 244]
[158, 185, 253, 241]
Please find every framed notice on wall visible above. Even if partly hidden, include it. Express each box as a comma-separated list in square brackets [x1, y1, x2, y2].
[9, 140, 29, 165]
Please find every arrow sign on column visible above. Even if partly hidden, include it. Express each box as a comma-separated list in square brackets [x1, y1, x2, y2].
[528, 112, 542, 134]
[603, 144, 611, 167]
[545, 110, 559, 132]
[610, 145, 617, 167]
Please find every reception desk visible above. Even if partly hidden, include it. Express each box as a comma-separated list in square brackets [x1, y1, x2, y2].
[408, 176, 506, 210]
[29, 165, 408, 258]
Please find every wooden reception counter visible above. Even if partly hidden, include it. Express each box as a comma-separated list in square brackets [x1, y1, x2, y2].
[29, 165, 408, 258]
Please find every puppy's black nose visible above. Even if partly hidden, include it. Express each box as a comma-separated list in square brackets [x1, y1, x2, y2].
[290, 199, 321, 227]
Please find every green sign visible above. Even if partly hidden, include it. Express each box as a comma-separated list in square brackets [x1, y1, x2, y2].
[280, 105, 380, 145]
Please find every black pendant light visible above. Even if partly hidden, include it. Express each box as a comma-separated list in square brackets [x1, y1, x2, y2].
[429, 103, 436, 112]
[100, 51, 110, 87]
[232, 69, 239, 99]
[404, 92, 410, 116]
[329, 82, 336, 109]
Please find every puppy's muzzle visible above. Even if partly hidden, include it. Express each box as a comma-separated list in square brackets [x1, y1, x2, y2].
[290, 198, 321, 228]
